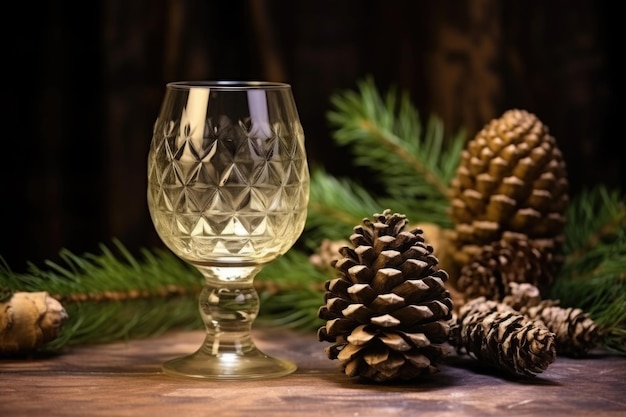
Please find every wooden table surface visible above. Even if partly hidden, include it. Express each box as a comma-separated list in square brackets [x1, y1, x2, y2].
[1, 326, 625, 417]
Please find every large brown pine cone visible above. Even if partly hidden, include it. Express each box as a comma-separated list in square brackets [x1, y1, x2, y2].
[448, 109, 568, 276]
[317, 210, 453, 382]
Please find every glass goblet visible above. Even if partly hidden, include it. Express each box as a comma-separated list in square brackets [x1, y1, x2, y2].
[147, 81, 310, 380]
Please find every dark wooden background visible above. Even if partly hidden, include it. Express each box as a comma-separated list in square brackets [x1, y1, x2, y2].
[1, 0, 622, 272]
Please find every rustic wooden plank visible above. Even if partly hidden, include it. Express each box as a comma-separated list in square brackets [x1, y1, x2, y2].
[1, 327, 625, 417]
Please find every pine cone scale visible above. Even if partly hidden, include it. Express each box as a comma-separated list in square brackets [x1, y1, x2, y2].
[379, 333, 412, 351]
[371, 268, 404, 293]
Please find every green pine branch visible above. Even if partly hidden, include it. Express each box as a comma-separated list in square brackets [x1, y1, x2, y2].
[1, 239, 204, 350]
[326, 76, 466, 227]
[1, 239, 201, 300]
[551, 186, 626, 354]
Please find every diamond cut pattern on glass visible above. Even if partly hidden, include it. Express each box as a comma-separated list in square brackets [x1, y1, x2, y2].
[148, 114, 309, 261]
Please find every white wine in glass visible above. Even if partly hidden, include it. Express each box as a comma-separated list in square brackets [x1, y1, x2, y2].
[147, 81, 310, 380]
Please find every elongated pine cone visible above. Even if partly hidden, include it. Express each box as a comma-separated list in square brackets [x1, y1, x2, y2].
[449, 297, 556, 377]
[449, 109, 568, 280]
[503, 282, 601, 357]
[317, 210, 453, 382]
[456, 233, 556, 303]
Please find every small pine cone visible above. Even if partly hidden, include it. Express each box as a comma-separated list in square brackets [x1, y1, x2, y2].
[527, 303, 601, 357]
[1, 291, 69, 355]
[449, 297, 556, 377]
[448, 109, 568, 279]
[456, 233, 556, 303]
[317, 210, 454, 382]
[502, 282, 601, 357]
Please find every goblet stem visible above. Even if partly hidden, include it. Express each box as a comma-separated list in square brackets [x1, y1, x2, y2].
[161, 264, 297, 380]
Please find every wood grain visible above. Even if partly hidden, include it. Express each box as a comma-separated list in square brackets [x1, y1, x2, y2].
[1, 327, 625, 417]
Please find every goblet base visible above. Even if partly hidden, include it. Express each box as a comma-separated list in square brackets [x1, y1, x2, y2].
[162, 346, 297, 380]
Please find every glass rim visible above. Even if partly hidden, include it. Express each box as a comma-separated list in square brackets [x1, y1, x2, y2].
[166, 81, 291, 91]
